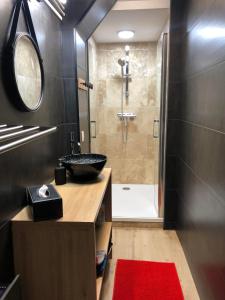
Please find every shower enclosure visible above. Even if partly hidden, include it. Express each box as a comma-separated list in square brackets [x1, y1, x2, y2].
[88, 36, 168, 220]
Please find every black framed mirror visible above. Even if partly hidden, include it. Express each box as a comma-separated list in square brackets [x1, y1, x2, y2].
[4, 0, 44, 111]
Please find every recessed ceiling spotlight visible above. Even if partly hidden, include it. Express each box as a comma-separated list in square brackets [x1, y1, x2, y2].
[118, 30, 134, 39]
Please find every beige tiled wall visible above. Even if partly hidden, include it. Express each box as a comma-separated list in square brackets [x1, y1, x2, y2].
[89, 41, 160, 184]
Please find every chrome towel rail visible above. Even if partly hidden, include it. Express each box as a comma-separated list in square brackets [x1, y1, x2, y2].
[0, 126, 40, 142]
[0, 125, 23, 133]
[0, 126, 57, 155]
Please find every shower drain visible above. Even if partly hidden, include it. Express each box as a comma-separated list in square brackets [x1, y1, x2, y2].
[122, 187, 130, 191]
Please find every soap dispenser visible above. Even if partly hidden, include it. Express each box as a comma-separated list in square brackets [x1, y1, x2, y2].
[55, 158, 66, 185]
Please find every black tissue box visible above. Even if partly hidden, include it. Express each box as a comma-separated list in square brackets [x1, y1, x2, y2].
[27, 184, 63, 222]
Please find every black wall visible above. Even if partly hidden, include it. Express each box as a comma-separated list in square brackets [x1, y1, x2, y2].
[0, 0, 67, 283]
[0, 0, 116, 286]
[165, 0, 225, 299]
[61, 0, 95, 155]
[61, 0, 116, 154]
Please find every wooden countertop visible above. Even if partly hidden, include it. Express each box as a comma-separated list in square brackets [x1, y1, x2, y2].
[12, 168, 111, 224]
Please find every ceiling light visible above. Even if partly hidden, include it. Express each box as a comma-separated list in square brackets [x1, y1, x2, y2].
[118, 30, 134, 40]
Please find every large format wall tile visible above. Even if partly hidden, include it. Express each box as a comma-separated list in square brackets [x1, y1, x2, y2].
[176, 158, 225, 300]
[185, 0, 215, 32]
[0, 223, 14, 284]
[181, 61, 225, 132]
[184, 0, 225, 77]
[166, 0, 225, 299]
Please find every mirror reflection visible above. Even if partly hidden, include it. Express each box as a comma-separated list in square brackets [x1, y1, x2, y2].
[14, 35, 42, 110]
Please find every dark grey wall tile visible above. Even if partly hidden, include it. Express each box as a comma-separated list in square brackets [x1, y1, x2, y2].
[182, 61, 225, 132]
[184, 0, 225, 76]
[0, 0, 14, 56]
[164, 189, 179, 229]
[0, 0, 67, 282]
[59, 123, 79, 155]
[0, 223, 14, 283]
[176, 158, 225, 228]
[167, 82, 181, 119]
[29, 2, 62, 78]
[166, 0, 225, 298]
[176, 158, 225, 300]
[61, 26, 76, 78]
[166, 119, 178, 156]
[165, 155, 177, 189]
[75, 31, 87, 71]
[77, 0, 117, 40]
[178, 122, 225, 202]
[64, 0, 95, 27]
[185, 0, 215, 32]
[63, 78, 78, 124]
[0, 132, 59, 226]
[0, 72, 64, 126]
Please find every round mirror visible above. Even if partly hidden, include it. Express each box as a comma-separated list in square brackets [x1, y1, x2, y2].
[13, 34, 44, 111]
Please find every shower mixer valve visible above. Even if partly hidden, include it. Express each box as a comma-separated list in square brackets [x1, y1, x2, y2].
[117, 112, 136, 120]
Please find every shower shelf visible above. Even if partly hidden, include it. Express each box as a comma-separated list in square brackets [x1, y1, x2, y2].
[117, 112, 136, 120]
[0, 125, 57, 155]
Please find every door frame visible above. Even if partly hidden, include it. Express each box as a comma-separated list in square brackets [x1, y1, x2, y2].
[158, 32, 170, 218]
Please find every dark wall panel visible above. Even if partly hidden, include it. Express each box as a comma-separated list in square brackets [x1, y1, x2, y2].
[0, 0, 66, 283]
[185, 0, 215, 32]
[0, 0, 125, 287]
[77, 0, 116, 40]
[65, 0, 95, 27]
[0, 223, 14, 284]
[182, 59, 225, 133]
[164, 0, 185, 228]
[184, 0, 225, 77]
[166, 0, 225, 299]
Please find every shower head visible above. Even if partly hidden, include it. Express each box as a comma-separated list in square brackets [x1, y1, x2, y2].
[118, 58, 125, 67]
[125, 45, 130, 54]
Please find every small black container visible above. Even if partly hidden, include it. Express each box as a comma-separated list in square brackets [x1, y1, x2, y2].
[27, 184, 63, 222]
[55, 158, 66, 185]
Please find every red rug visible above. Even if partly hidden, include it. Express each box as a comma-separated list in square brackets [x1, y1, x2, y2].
[112, 259, 184, 300]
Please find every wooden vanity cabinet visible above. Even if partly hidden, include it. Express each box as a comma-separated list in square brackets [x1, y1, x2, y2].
[12, 168, 112, 300]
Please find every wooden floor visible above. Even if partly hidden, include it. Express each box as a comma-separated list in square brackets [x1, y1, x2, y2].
[101, 224, 199, 300]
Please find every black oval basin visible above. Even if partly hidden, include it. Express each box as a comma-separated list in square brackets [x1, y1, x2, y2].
[61, 153, 107, 181]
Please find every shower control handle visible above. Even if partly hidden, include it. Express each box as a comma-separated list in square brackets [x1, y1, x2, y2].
[153, 120, 160, 138]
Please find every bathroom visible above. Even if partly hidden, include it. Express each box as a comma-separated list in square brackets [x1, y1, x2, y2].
[0, 0, 224, 300]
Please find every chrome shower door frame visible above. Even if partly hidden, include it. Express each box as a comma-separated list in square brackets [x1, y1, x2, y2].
[158, 32, 169, 218]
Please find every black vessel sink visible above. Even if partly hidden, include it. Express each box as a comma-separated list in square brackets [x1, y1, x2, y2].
[61, 154, 107, 181]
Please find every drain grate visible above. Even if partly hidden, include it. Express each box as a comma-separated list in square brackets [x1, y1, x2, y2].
[122, 187, 130, 191]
